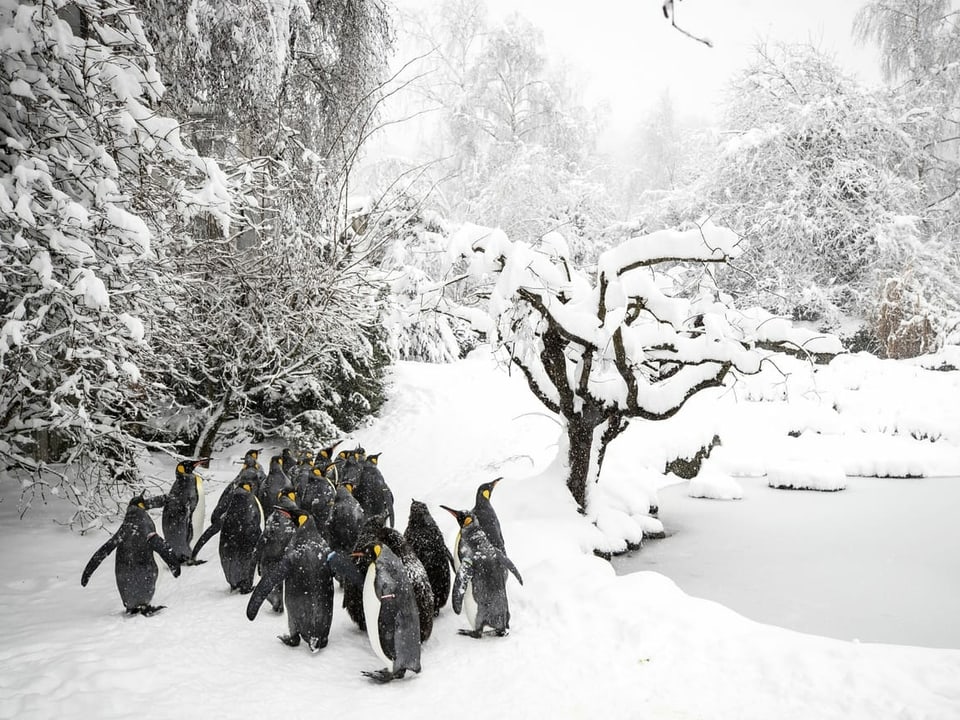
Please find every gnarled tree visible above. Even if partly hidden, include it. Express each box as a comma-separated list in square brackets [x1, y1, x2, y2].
[439, 222, 840, 509]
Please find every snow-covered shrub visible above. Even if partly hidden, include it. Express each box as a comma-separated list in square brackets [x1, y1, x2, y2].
[0, 0, 229, 527]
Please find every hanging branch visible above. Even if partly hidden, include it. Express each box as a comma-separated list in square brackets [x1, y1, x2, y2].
[662, 0, 714, 48]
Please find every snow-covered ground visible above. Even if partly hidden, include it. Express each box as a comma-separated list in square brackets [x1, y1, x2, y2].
[2, 349, 960, 719]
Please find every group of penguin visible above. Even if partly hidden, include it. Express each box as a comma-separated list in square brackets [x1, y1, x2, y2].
[81, 446, 523, 683]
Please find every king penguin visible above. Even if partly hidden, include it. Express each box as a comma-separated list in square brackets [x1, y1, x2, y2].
[354, 542, 422, 683]
[81, 495, 182, 615]
[472, 477, 505, 553]
[247, 504, 361, 651]
[255, 492, 298, 613]
[441, 506, 522, 638]
[192, 479, 263, 593]
[161, 458, 209, 563]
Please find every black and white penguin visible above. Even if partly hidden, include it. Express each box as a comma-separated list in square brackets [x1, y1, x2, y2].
[342, 520, 435, 642]
[352, 453, 395, 528]
[335, 447, 364, 488]
[441, 506, 522, 638]
[81, 495, 182, 615]
[472, 477, 505, 554]
[161, 458, 210, 563]
[404, 500, 453, 616]
[191, 479, 263, 593]
[247, 506, 361, 651]
[255, 494, 298, 613]
[325, 481, 365, 555]
[353, 542, 422, 683]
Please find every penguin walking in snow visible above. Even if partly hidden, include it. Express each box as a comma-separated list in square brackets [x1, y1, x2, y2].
[352, 453, 395, 528]
[404, 500, 453, 616]
[343, 521, 435, 643]
[191, 478, 263, 593]
[255, 492, 298, 613]
[441, 506, 522, 638]
[247, 503, 361, 651]
[353, 542, 422, 683]
[161, 458, 210, 564]
[81, 495, 182, 615]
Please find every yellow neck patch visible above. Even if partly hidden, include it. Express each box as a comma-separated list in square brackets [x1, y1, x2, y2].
[297, 514, 308, 527]
[373, 544, 381, 557]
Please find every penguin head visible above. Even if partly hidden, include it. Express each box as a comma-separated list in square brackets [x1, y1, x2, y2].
[352, 542, 382, 564]
[269, 454, 284, 470]
[273, 496, 299, 517]
[291, 508, 312, 527]
[343, 482, 355, 495]
[366, 453, 381, 466]
[128, 495, 148, 510]
[277, 488, 297, 503]
[179, 457, 211, 475]
[243, 448, 263, 466]
[477, 477, 502, 502]
[440, 505, 473, 528]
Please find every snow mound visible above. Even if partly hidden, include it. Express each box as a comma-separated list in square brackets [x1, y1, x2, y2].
[768, 461, 847, 491]
[688, 469, 744, 500]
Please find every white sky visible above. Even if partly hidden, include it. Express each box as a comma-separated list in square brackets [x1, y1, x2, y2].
[484, 0, 882, 129]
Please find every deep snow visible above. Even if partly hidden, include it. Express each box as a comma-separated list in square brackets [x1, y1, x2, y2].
[1, 349, 959, 719]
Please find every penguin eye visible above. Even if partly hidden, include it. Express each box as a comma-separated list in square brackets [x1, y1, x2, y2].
[463, 516, 472, 526]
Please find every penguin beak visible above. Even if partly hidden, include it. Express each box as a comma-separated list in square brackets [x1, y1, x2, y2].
[350, 551, 365, 558]
[439, 504, 458, 517]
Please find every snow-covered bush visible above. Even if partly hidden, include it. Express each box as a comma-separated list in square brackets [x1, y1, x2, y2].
[0, 0, 230, 527]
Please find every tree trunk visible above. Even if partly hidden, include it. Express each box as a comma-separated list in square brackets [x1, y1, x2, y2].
[192, 390, 232, 458]
[563, 412, 631, 511]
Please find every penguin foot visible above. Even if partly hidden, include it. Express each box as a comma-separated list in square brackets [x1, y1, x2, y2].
[457, 629, 483, 639]
[494, 628, 509, 637]
[362, 668, 404, 683]
[306, 637, 328, 653]
[279, 633, 301, 647]
[183, 558, 207, 566]
[269, 602, 284, 614]
[128, 604, 166, 617]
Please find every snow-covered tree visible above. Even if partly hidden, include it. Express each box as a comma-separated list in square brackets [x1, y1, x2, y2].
[438, 221, 841, 510]
[0, 0, 230, 525]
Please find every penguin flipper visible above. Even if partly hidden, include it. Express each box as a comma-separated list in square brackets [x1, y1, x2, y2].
[143, 494, 166, 511]
[445, 546, 456, 570]
[148, 532, 182, 576]
[247, 556, 290, 621]
[190, 521, 221, 561]
[451, 559, 473, 615]
[81, 534, 120, 586]
[327, 551, 364, 587]
[499, 552, 523, 586]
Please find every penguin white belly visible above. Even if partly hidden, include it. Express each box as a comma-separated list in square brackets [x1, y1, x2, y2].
[453, 531, 461, 572]
[464, 578, 478, 630]
[254, 495, 264, 530]
[191, 476, 205, 541]
[363, 564, 391, 666]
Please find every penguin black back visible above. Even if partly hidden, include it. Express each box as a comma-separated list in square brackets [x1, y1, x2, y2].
[81, 496, 182, 615]
[404, 500, 452, 616]
[192, 480, 263, 593]
[247, 507, 361, 651]
[326, 482, 364, 555]
[377, 527, 434, 642]
[352, 453, 395, 529]
[473, 478, 505, 553]
[256, 497, 298, 613]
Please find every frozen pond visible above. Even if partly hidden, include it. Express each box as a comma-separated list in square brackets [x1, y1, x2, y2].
[612, 475, 960, 649]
